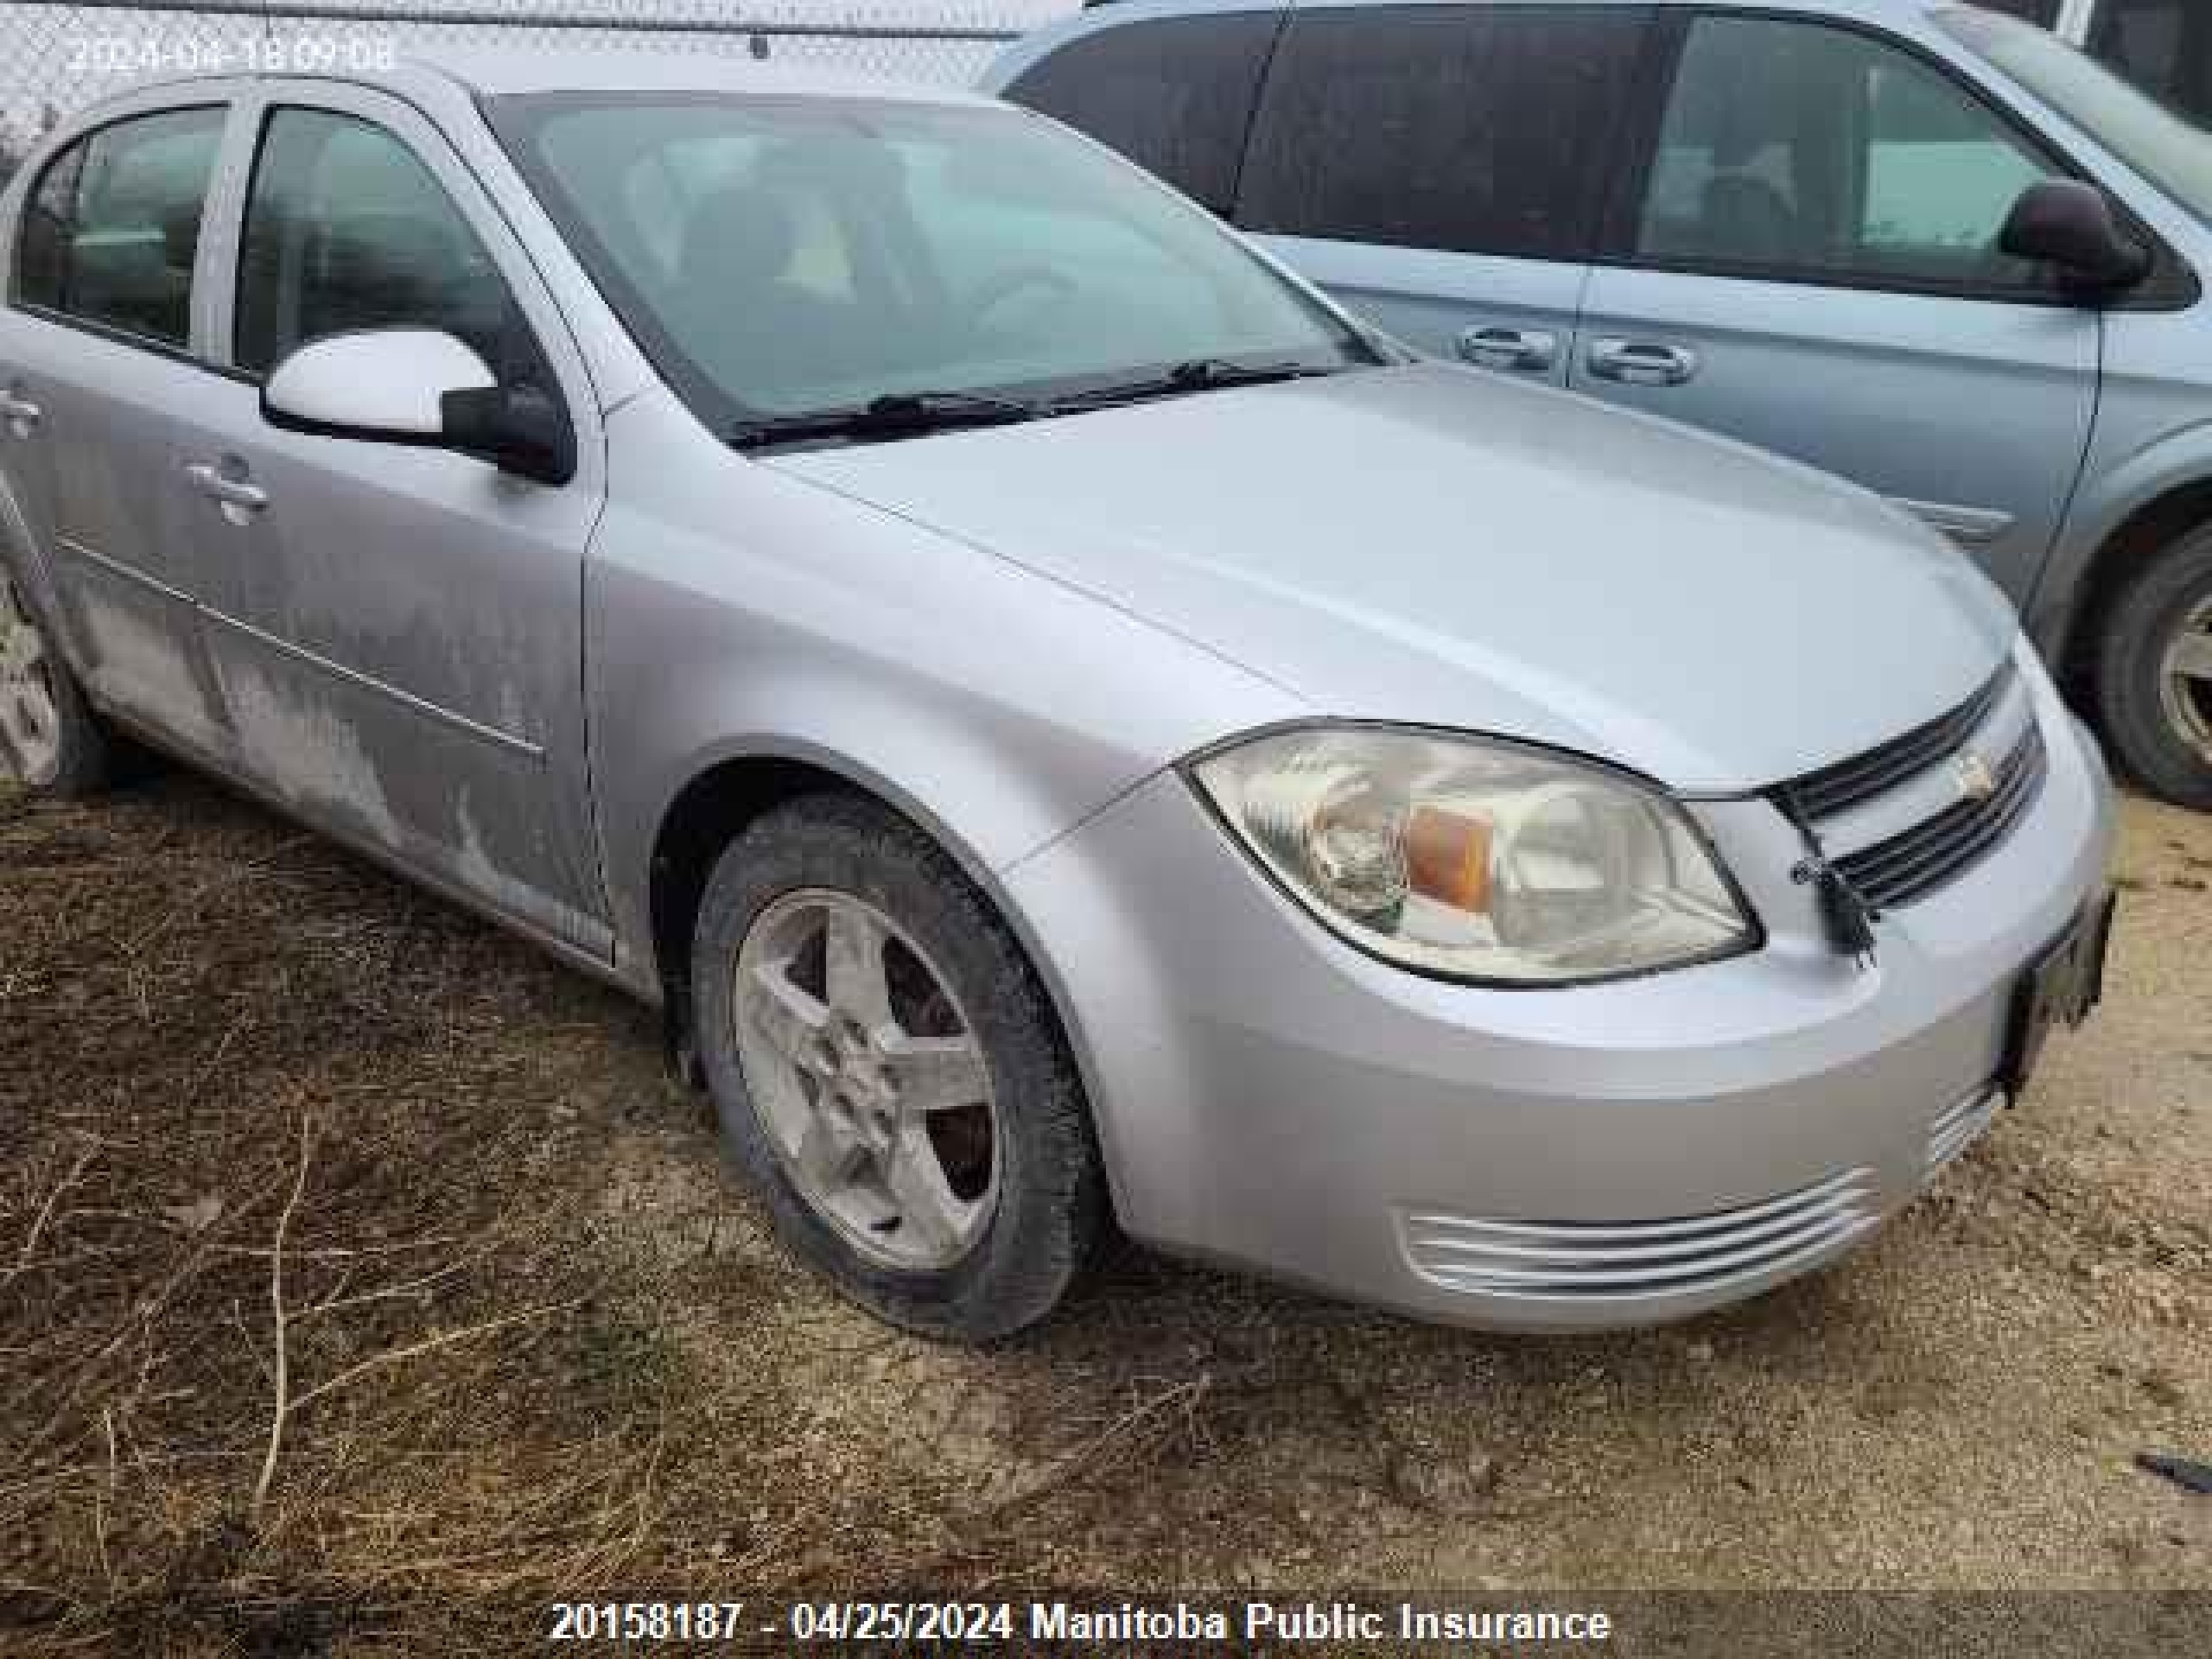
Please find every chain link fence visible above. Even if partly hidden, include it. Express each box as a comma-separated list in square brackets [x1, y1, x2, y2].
[0, 0, 1062, 174]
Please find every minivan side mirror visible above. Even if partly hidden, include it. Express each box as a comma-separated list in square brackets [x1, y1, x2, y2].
[1999, 180, 2152, 294]
[261, 328, 575, 486]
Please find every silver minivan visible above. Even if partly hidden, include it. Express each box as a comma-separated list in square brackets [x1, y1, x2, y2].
[989, 0, 2212, 808]
[0, 51, 2113, 1341]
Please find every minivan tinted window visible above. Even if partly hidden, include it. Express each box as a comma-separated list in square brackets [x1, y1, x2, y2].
[1002, 12, 1281, 216]
[13, 106, 225, 349]
[1236, 4, 1648, 260]
[2089, 0, 2212, 126]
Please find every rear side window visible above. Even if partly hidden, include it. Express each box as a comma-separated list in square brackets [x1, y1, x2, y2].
[235, 108, 541, 384]
[12, 106, 226, 350]
[1002, 12, 1281, 215]
[1236, 4, 1649, 259]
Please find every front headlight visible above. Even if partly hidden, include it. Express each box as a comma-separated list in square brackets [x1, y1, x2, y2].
[1190, 727, 1758, 985]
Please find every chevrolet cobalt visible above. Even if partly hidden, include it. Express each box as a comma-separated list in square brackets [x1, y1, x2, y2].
[0, 54, 2113, 1338]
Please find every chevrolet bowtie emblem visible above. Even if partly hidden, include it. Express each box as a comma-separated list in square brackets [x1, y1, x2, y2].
[1952, 749, 1999, 804]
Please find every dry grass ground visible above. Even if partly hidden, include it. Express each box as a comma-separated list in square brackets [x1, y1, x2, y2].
[1, 770, 2207, 1654]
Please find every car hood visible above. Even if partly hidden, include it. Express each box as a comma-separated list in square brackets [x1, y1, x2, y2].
[769, 363, 2017, 792]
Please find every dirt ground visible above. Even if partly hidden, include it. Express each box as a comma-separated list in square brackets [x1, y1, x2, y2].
[1, 766, 2207, 1654]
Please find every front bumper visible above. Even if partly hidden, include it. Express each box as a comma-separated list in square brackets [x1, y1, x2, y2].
[1002, 663, 2117, 1332]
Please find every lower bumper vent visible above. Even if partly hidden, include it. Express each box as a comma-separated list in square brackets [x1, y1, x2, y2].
[1400, 1168, 1880, 1302]
[1926, 1084, 2003, 1177]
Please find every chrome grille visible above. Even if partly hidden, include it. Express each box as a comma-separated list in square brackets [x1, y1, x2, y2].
[1834, 722, 2046, 911]
[1780, 664, 2015, 820]
[1399, 1168, 1879, 1302]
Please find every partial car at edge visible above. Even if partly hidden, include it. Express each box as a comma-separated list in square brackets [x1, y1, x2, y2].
[988, 0, 2212, 810]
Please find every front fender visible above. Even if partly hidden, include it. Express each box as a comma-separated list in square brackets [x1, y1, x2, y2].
[2031, 415, 2212, 659]
[588, 390, 1301, 988]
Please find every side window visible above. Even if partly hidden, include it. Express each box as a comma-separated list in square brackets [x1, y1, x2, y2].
[235, 108, 543, 385]
[1002, 13, 1280, 216]
[1236, 5, 1648, 259]
[1636, 18, 2061, 294]
[2090, 0, 2212, 126]
[1977, 0, 2062, 22]
[11, 106, 226, 349]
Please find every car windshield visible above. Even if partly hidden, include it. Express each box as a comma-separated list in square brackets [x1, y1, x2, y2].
[489, 92, 1377, 433]
[1939, 7, 2212, 224]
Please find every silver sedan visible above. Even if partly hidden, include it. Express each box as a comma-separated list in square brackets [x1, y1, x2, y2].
[0, 52, 2113, 1339]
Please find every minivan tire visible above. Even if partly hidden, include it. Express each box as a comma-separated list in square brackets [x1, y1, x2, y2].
[0, 558, 117, 798]
[2094, 528, 2212, 810]
[691, 791, 1106, 1342]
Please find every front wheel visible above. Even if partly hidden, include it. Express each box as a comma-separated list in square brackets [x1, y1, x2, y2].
[692, 792, 1106, 1341]
[0, 562, 113, 795]
[2094, 528, 2212, 810]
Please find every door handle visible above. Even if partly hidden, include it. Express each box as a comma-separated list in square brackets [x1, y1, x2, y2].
[1586, 339, 1700, 388]
[185, 461, 270, 514]
[0, 391, 41, 435]
[1455, 325, 1558, 373]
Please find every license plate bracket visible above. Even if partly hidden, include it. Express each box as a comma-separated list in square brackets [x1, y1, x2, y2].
[2001, 890, 2116, 1098]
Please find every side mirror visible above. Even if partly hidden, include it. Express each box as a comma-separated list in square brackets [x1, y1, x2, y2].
[1999, 180, 2151, 294]
[439, 381, 576, 488]
[261, 328, 575, 486]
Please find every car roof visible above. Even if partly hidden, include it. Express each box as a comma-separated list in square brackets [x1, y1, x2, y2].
[392, 44, 995, 104]
[67, 43, 998, 125]
[1055, 0, 1948, 20]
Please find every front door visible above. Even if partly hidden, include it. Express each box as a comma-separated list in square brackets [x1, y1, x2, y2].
[1571, 10, 2100, 606]
[184, 87, 610, 955]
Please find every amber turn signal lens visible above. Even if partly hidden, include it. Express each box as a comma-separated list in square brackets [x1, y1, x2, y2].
[1405, 804, 1492, 913]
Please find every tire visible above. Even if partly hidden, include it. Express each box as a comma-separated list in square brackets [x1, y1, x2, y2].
[2094, 526, 2212, 810]
[692, 791, 1106, 1341]
[0, 556, 115, 797]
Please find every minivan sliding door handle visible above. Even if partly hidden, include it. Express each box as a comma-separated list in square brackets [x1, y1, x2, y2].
[1586, 339, 1700, 388]
[1455, 325, 1559, 373]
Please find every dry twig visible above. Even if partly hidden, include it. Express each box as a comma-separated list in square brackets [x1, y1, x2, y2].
[3, 1138, 102, 1290]
[976, 1372, 1212, 1521]
[252, 1109, 316, 1512]
[288, 1299, 582, 1419]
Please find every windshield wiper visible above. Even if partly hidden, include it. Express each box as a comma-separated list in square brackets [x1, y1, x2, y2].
[1051, 359, 1348, 411]
[727, 390, 1040, 452]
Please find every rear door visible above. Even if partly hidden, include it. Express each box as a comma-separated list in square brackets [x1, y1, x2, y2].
[1231, 3, 1652, 384]
[1, 97, 241, 754]
[1570, 10, 2100, 605]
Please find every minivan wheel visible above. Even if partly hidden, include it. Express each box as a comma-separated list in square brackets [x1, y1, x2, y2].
[692, 792, 1105, 1341]
[0, 563, 111, 796]
[2095, 529, 2212, 810]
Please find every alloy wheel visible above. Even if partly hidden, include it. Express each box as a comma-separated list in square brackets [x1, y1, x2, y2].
[0, 571, 61, 785]
[2160, 594, 2212, 767]
[731, 888, 1000, 1271]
